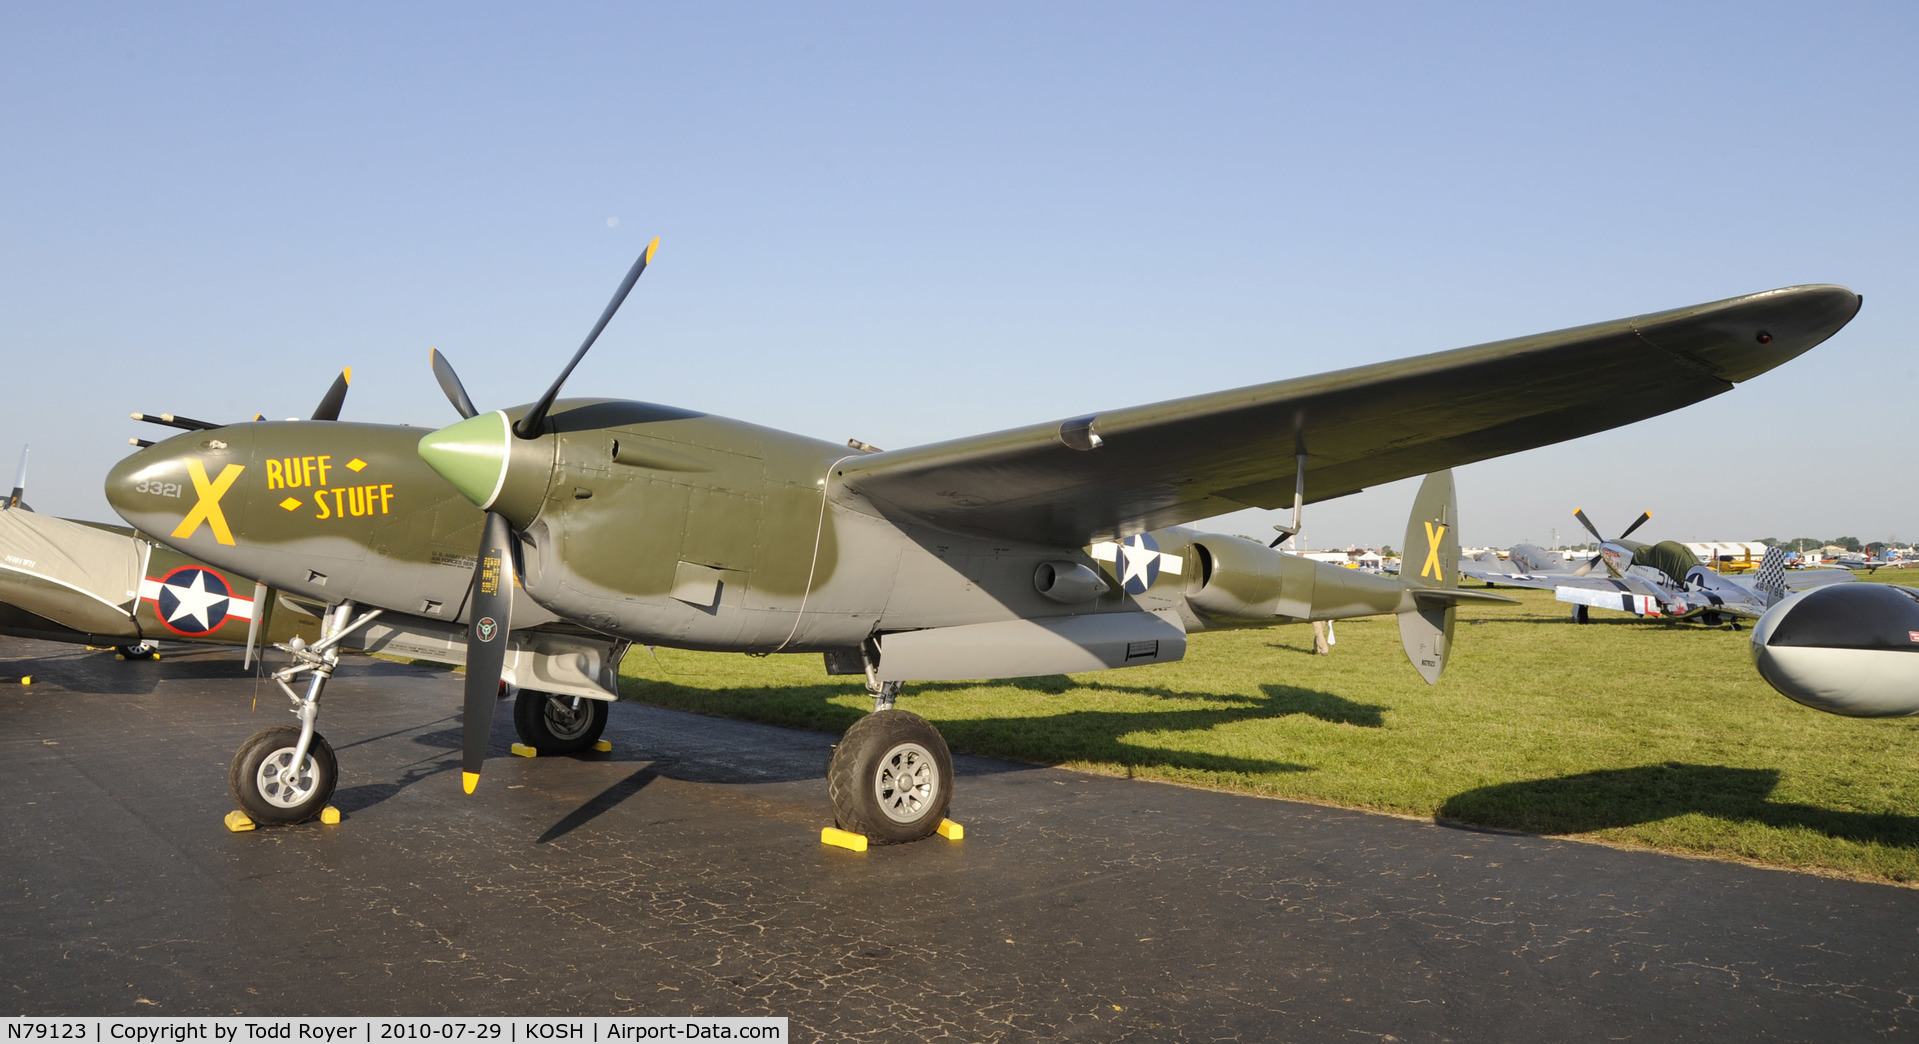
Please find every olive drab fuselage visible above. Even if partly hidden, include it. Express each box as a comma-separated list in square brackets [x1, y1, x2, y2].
[105, 400, 1419, 657]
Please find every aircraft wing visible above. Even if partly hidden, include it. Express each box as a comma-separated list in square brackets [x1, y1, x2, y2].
[1775, 568, 1858, 593]
[1458, 567, 1569, 591]
[838, 285, 1860, 546]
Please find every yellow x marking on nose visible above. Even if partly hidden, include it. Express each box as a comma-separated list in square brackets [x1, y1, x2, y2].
[171, 460, 246, 545]
[1421, 520, 1448, 581]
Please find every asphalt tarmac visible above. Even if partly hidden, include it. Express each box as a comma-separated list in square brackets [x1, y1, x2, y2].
[1, 636, 1915, 1041]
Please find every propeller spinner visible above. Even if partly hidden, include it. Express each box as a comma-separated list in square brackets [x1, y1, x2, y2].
[417, 238, 660, 793]
[1571, 507, 1652, 578]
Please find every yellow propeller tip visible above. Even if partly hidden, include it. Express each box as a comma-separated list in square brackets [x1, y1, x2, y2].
[342, 366, 352, 385]
[462, 771, 480, 794]
[645, 236, 660, 262]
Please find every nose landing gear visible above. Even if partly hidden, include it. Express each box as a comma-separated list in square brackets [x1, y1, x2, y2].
[227, 601, 381, 825]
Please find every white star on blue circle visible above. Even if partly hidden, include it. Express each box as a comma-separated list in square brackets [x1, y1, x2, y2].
[1118, 533, 1162, 595]
[156, 568, 232, 634]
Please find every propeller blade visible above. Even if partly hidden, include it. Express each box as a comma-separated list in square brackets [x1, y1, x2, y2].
[459, 511, 516, 793]
[1572, 553, 1603, 577]
[429, 348, 480, 420]
[1572, 508, 1605, 544]
[6, 445, 26, 511]
[310, 368, 352, 421]
[514, 237, 660, 439]
[1617, 510, 1653, 541]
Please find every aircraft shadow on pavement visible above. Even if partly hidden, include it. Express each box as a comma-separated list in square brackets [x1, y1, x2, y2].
[624, 675, 1326, 778]
[1438, 763, 1919, 849]
[0, 654, 275, 695]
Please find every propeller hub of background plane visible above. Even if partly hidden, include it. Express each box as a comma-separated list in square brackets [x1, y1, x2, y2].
[417, 411, 512, 510]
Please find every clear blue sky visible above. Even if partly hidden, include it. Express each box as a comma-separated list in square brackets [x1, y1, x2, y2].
[3, 3, 1913, 549]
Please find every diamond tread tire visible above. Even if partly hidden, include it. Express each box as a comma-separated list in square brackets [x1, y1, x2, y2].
[826, 709, 953, 844]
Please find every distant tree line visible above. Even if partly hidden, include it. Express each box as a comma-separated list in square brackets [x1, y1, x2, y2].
[1755, 537, 1882, 553]
[1544, 537, 1894, 553]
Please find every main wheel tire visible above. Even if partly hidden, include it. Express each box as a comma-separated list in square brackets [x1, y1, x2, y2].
[827, 709, 953, 844]
[229, 725, 337, 825]
[512, 691, 609, 755]
[1571, 604, 1590, 625]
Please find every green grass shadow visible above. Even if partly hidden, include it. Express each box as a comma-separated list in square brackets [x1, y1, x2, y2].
[1439, 762, 1919, 849]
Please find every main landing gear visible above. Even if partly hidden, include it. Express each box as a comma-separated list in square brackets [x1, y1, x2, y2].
[828, 656, 954, 844]
[229, 601, 382, 825]
[512, 689, 609, 755]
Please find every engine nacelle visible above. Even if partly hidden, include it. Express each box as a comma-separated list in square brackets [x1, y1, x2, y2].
[1750, 584, 1919, 717]
[1186, 533, 1451, 624]
[1034, 560, 1108, 604]
[1186, 535, 1337, 621]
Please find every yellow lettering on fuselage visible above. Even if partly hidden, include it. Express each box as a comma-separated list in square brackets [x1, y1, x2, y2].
[172, 460, 246, 545]
[266, 453, 333, 490]
[261, 454, 390, 520]
[311, 483, 394, 522]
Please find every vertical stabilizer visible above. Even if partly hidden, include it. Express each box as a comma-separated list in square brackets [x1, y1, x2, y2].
[1752, 545, 1791, 607]
[1398, 470, 1459, 684]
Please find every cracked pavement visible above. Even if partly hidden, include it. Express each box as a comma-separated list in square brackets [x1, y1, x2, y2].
[2, 637, 1916, 1041]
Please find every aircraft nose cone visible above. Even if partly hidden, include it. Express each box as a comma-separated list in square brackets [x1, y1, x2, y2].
[104, 435, 228, 538]
[418, 411, 511, 509]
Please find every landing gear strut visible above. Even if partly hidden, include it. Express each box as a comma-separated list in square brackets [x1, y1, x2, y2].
[228, 601, 381, 824]
[1571, 604, 1590, 625]
[866, 678, 902, 712]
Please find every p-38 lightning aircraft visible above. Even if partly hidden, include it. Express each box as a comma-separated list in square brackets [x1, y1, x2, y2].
[108, 243, 1861, 842]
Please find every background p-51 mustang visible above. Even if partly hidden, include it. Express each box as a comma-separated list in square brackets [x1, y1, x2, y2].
[1460, 508, 1855, 625]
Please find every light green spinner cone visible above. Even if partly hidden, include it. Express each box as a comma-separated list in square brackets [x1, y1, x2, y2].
[418, 410, 511, 509]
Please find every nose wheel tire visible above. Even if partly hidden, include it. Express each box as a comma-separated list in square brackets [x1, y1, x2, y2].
[827, 709, 953, 844]
[512, 690, 609, 755]
[229, 724, 338, 825]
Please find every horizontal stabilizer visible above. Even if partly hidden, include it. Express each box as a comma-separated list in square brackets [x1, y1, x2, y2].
[1412, 587, 1520, 607]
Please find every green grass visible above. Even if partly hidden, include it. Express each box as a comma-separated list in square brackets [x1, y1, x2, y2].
[618, 575, 1919, 885]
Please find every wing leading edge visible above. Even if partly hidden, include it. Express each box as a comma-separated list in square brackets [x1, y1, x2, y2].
[838, 285, 1859, 546]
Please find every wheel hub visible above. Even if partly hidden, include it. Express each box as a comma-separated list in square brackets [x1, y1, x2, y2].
[543, 697, 592, 740]
[257, 748, 318, 808]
